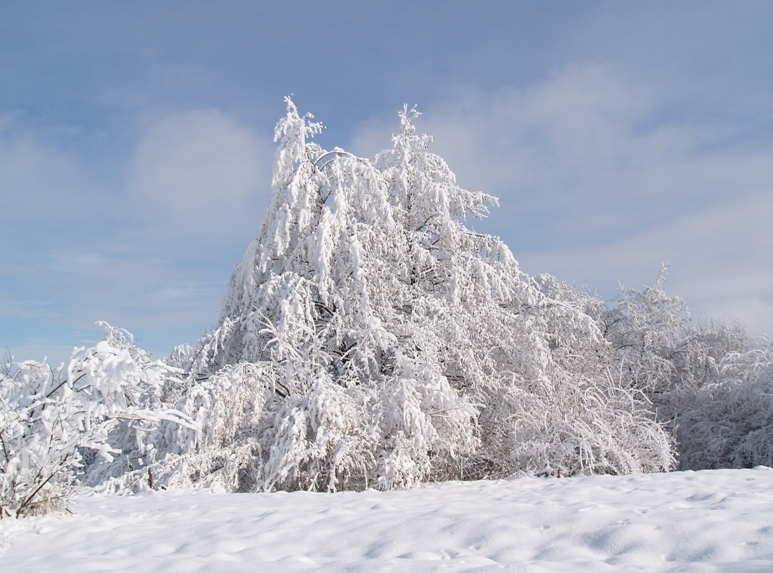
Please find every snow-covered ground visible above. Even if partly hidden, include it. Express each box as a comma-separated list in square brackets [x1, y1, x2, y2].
[2, 468, 773, 572]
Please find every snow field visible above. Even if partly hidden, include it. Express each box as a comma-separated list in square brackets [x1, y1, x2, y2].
[2, 468, 773, 572]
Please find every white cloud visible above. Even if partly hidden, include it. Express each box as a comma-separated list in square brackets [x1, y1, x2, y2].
[1, 109, 276, 360]
[516, 189, 773, 334]
[127, 108, 273, 244]
[0, 294, 59, 319]
[704, 298, 773, 338]
[0, 130, 99, 220]
[41, 247, 226, 330]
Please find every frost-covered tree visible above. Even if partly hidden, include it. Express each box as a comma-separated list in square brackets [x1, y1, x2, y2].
[602, 267, 692, 397]
[147, 98, 673, 492]
[10, 98, 773, 512]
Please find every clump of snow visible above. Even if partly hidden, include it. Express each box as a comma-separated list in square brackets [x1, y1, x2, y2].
[3, 468, 773, 572]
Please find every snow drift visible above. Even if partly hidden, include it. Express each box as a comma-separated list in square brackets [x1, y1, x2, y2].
[5, 468, 773, 572]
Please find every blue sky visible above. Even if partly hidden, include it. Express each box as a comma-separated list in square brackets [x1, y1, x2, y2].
[2, 1, 773, 364]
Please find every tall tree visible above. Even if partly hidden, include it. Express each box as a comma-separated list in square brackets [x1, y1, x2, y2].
[168, 99, 672, 491]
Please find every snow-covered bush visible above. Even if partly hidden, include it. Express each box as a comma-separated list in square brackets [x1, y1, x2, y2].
[0, 324, 191, 516]
[671, 338, 773, 470]
[599, 269, 773, 469]
[1, 358, 87, 517]
[604, 267, 748, 390]
[602, 266, 702, 400]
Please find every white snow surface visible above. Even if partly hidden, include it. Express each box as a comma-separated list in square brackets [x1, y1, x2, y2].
[2, 468, 773, 572]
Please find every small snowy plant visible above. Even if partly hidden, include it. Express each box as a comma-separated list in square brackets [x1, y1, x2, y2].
[0, 324, 191, 517]
[670, 337, 773, 470]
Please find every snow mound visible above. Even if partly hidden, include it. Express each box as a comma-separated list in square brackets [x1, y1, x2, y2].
[3, 468, 773, 572]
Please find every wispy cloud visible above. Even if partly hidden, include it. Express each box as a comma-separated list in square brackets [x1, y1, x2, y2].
[0, 107, 275, 359]
[0, 295, 59, 319]
[127, 108, 273, 246]
[0, 127, 101, 222]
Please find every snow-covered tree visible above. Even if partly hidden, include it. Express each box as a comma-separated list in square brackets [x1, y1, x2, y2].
[599, 270, 765, 469]
[149, 98, 673, 491]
